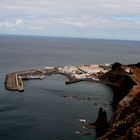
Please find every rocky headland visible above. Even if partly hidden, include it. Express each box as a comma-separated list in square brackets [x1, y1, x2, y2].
[4, 62, 140, 139]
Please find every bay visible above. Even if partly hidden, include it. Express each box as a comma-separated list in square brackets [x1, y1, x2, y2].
[0, 35, 140, 140]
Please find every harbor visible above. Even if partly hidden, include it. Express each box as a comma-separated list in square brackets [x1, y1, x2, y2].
[4, 62, 140, 139]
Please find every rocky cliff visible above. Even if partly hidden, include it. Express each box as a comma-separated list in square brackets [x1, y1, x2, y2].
[98, 63, 140, 140]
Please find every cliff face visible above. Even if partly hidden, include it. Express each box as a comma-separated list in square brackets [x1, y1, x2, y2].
[98, 63, 140, 140]
[99, 93, 140, 140]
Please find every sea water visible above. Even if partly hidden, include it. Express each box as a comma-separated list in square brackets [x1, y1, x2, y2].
[0, 35, 140, 140]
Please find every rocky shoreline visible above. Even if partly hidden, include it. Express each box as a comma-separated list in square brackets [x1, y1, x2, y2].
[4, 62, 140, 139]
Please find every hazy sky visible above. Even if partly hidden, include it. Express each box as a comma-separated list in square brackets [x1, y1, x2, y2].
[0, 0, 140, 40]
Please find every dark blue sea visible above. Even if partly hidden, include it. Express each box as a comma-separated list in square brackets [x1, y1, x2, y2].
[0, 35, 140, 140]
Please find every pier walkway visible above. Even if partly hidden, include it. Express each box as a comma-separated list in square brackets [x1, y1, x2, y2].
[5, 73, 24, 92]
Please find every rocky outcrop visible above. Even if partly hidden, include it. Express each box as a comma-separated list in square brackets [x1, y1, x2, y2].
[111, 62, 122, 71]
[86, 108, 109, 137]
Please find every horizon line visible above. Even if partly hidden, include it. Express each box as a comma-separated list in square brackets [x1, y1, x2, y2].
[0, 33, 140, 42]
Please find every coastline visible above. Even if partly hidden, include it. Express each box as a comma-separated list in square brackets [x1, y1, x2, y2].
[4, 62, 140, 139]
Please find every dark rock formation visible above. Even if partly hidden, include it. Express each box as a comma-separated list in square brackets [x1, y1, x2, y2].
[86, 108, 109, 137]
[111, 62, 122, 71]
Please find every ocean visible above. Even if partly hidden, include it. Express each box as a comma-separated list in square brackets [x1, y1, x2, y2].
[0, 35, 140, 140]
